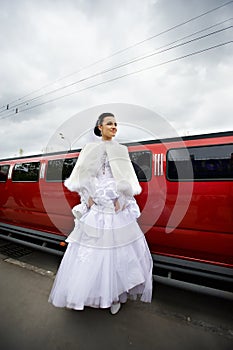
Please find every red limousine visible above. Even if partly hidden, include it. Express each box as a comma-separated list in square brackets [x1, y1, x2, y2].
[0, 131, 232, 294]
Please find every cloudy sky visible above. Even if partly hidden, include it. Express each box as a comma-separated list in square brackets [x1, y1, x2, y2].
[0, 0, 232, 158]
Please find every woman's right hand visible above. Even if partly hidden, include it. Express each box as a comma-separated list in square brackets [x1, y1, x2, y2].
[88, 197, 95, 208]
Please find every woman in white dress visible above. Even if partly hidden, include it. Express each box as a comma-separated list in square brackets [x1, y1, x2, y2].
[48, 113, 153, 314]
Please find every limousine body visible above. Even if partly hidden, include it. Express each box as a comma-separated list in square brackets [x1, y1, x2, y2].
[0, 130, 232, 294]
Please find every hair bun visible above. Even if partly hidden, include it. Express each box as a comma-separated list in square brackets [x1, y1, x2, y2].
[94, 126, 101, 137]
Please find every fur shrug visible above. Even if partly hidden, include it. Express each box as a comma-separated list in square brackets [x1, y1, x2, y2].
[64, 140, 141, 197]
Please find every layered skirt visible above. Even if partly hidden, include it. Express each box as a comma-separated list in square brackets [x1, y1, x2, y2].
[48, 204, 153, 310]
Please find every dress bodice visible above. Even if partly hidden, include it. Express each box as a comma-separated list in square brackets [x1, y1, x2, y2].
[96, 151, 114, 180]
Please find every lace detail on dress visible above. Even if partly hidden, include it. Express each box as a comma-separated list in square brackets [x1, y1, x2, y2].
[96, 151, 113, 179]
[93, 152, 118, 209]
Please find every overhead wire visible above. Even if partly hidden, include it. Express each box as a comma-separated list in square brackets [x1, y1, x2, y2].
[1, 0, 232, 112]
[1, 22, 232, 116]
[1, 40, 232, 120]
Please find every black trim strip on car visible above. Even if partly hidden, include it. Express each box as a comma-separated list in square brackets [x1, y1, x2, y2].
[152, 253, 233, 295]
[1, 131, 232, 162]
[0, 222, 67, 255]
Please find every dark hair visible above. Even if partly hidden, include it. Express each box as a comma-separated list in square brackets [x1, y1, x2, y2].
[94, 112, 115, 137]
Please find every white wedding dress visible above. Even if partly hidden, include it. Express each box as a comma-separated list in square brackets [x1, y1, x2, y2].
[48, 149, 153, 310]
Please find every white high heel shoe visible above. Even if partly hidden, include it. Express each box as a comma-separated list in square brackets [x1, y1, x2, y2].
[110, 302, 121, 315]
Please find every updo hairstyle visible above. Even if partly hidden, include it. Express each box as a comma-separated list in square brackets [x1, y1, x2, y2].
[94, 112, 115, 137]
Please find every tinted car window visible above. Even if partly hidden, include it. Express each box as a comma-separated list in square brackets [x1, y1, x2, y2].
[46, 157, 78, 181]
[129, 151, 152, 182]
[12, 162, 40, 182]
[0, 164, 10, 182]
[167, 144, 233, 181]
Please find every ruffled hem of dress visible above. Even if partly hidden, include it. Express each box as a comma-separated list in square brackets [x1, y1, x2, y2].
[48, 237, 153, 310]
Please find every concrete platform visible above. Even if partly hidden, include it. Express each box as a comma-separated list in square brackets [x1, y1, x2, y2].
[0, 253, 232, 350]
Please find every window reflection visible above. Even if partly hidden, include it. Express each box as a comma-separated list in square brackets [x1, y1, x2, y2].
[0, 164, 10, 182]
[46, 158, 78, 182]
[167, 144, 233, 181]
[12, 162, 40, 182]
[129, 151, 152, 182]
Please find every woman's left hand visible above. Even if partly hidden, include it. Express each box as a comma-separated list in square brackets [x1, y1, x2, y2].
[114, 199, 121, 212]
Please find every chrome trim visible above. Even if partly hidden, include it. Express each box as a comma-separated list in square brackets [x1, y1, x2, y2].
[40, 163, 46, 179]
[8, 166, 13, 179]
[154, 153, 164, 176]
[160, 153, 164, 175]
[154, 154, 157, 175]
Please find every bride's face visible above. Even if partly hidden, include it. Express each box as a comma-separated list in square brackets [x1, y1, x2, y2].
[99, 116, 117, 140]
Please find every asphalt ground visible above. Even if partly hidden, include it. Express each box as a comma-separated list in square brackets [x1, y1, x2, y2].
[0, 240, 232, 350]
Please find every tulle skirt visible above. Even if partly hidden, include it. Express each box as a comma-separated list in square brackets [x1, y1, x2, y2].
[48, 206, 153, 310]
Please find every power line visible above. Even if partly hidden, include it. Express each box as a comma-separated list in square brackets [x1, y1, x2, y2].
[144, 17, 233, 56]
[1, 40, 232, 120]
[1, 0, 232, 111]
[1, 23, 232, 116]
[105, 0, 233, 53]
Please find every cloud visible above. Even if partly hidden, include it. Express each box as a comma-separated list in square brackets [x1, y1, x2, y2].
[0, 0, 232, 158]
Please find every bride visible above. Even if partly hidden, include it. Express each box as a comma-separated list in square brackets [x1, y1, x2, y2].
[48, 112, 153, 315]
